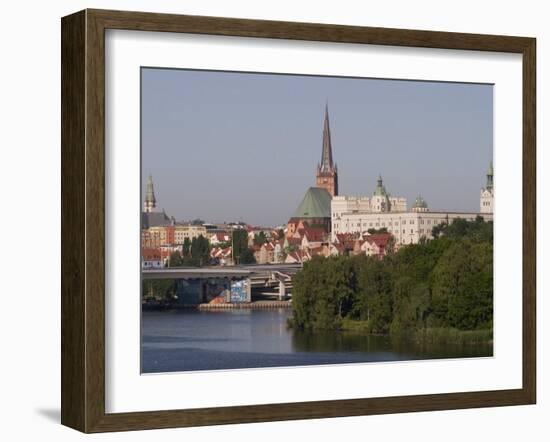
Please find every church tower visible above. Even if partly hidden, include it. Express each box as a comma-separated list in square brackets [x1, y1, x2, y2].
[480, 162, 494, 213]
[316, 104, 338, 197]
[144, 174, 157, 213]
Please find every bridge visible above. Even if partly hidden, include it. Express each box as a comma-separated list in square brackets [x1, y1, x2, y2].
[142, 263, 302, 301]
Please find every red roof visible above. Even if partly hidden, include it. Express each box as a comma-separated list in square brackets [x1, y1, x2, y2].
[303, 227, 327, 242]
[212, 232, 229, 241]
[335, 233, 359, 249]
[141, 248, 161, 260]
[365, 233, 393, 249]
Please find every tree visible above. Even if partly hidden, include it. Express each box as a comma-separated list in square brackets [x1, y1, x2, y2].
[182, 237, 191, 257]
[290, 218, 494, 335]
[142, 279, 176, 301]
[431, 223, 446, 238]
[168, 251, 183, 267]
[253, 231, 268, 246]
[190, 235, 210, 267]
[239, 248, 256, 264]
[231, 229, 250, 264]
[431, 239, 493, 330]
[367, 227, 388, 234]
[354, 256, 392, 333]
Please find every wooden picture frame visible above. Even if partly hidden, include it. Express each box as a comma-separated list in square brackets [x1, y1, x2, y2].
[61, 8, 536, 433]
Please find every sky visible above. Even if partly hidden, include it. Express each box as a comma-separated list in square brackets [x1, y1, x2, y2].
[141, 68, 493, 227]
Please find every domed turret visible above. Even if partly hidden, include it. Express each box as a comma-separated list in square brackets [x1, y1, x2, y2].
[412, 195, 429, 212]
[372, 175, 392, 212]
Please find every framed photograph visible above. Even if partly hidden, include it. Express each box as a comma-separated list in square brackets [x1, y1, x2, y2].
[61, 9, 536, 433]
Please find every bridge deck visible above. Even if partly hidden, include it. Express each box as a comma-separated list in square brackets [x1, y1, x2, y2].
[142, 264, 302, 280]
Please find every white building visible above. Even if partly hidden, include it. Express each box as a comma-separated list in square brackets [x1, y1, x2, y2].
[480, 162, 494, 213]
[331, 176, 407, 241]
[332, 176, 406, 222]
[331, 170, 493, 246]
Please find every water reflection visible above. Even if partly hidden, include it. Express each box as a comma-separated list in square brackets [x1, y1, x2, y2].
[141, 309, 492, 373]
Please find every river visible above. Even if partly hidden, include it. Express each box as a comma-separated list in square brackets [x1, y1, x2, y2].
[141, 309, 492, 373]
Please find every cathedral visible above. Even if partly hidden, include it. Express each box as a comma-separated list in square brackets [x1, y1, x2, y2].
[287, 105, 337, 236]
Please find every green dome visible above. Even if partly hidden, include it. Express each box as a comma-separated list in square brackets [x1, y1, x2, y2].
[373, 175, 388, 197]
[293, 187, 331, 218]
[413, 195, 428, 209]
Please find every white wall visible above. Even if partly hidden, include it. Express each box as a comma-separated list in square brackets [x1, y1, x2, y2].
[0, 0, 547, 440]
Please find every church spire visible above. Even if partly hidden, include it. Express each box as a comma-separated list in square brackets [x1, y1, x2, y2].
[144, 174, 157, 213]
[320, 103, 334, 173]
[315, 103, 338, 197]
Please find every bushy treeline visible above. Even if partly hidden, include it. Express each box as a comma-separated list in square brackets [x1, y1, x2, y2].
[168, 235, 211, 267]
[291, 218, 493, 334]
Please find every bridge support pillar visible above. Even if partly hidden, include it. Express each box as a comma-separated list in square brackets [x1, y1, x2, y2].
[278, 280, 286, 301]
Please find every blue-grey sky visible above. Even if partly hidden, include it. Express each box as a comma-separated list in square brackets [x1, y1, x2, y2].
[142, 68, 493, 227]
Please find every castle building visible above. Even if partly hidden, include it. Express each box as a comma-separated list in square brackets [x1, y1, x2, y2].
[480, 162, 494, 213]
[331, 169, 493, 245]
[315, 105, 338, 197]
[331, 175, 407, 227]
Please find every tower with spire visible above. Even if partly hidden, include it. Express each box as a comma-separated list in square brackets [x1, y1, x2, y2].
[480, 161, 494, 213]
[316, 104, 339, 197]
[144, 174, 157, 213]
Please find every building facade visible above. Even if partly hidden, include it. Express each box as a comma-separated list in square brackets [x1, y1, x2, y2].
[331, 175, 407, 223]
[332, 209, 493, 246]
[332, 169, 494, 246]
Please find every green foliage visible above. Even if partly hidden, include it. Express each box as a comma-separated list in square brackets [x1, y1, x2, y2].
[231, 229, 256, 264]
[431, 239, 493, 330]
[170, 235, 211, 267]
[367, 227, 388, 234]
[291, 218, 493, 334]
[292, 256, 356, 330]
[239, 248, 256, 264]
[190, 235, 210, 266]
[168, 251, 184, 267]
[231, 229, 247, 262]
[142, 279, 176, 301]
[182, 237, 191, 257]
[253, 231, 268, 246]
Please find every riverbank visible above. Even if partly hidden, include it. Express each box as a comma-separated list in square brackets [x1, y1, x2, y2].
[340, 318, 492, 345]
[143, 300, 292, 311]
[198, 300, 292, 310]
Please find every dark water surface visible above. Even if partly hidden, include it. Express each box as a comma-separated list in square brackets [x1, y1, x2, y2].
[141, 309, 492, 373]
